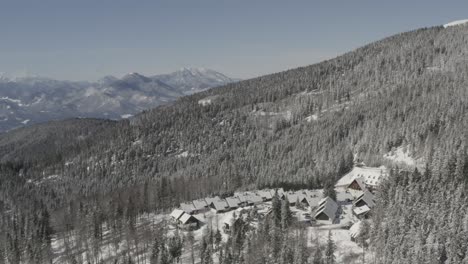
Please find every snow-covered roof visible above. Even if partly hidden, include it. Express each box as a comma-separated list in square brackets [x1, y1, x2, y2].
[301, 196, 321, 207]
[192, 199, 208, 210]
[236, 193, 262, 204]
[205, 196, 220, 205]
[236, 194, 249, 203]
[179, 213, 201, 225]
[336, 191, 354, 202]
[353, 205, 370, 216]
[285, 192, 301, 203]
[354, 191, 375, 208]
[304, 189, 322, 198]
[318, 196, 335, 207]
[225, 197, 240, 208]
[247, 194, 263, 204]
[180, 202, 196, 213]
[349, 221, 363, 238]
[315, 197, 338, 220]
[268, 188, 285, 198]
[348, 177, 367, 190]
[257, 190, 273, 200]
[336, 166, 387, 187]
[211, 199, 229, 211]
[170, 209, 185, 220]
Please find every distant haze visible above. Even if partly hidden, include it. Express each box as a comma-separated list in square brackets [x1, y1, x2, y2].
[0, 0, 467, 81]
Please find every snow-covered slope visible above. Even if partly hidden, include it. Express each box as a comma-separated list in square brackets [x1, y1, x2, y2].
[154, 67, 240, 95]
[443, 19, 468, 28]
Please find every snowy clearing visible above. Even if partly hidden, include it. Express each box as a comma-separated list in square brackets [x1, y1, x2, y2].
[383, 147, 416, 166]
[121, 114, 133, 119]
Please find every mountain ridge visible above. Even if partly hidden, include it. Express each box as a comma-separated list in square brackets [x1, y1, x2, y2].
[0, 68, 239, 132]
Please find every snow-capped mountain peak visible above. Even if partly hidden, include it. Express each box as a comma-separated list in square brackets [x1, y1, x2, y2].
[443, 19, 468, 28]
[154, 68, 239, 95]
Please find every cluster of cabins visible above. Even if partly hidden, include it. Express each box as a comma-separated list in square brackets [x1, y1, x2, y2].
[346, 177, 377, 219]
[170, 175, 379, 229]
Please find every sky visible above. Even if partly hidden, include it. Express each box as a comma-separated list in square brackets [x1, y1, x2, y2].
[1, 0, 468, 81]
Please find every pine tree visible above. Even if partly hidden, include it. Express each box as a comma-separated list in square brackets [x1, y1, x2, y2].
[322, 181, 337, 201]
[325, 231, 336, 264]
[312, 246, 323, 264]
[168, 233, 183, 263]
[272, 190, 282, 228]
[281, 198, 292, 230]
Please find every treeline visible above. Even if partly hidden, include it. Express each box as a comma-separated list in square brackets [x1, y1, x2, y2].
[371, 153, 468, 263]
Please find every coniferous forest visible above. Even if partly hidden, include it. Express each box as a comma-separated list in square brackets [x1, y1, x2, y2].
[1, 24, 468, 263]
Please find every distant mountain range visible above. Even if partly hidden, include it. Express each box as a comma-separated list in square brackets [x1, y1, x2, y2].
[0, 68, 239, 132]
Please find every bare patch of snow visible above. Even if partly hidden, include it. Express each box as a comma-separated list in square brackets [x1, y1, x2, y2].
[121, 114, 133, 119]
[176, 151, 189, 158]
[0, 97, 23, 106]
[198, 96, 218, 106]
[175, 151, 197, 158]
[384, 147, 415, 166]
[254, 110, 292, 121]
[305, 114, 318, 122]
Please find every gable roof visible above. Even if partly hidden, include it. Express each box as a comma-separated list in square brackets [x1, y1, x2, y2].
[336, 192, 354, 202]
[269, 188, 285, 197]
[286, 192, 301, 203]
[304, 189, 322, 198]
[353, 205, 371, 215]
[348, 177, 367, 191]
[354, 191, 375, 208]
[236, 193, 263, 204]
[257, 190, 273, 200]
[225, 197, 240, 208]
[314, 197, 338, 220]
[236, 194, 249, 203]
[301, 196, 321, 207]
[179, 213, 201, 224]
[192, 199, 208, 210]
[211, 199, 229, 211]
[318, 196, 335, 207]
[205, 196, 221, 205]
[247, 194, 263, 204]
[180, 202, 196, 213]
[170, 209, 185, 220]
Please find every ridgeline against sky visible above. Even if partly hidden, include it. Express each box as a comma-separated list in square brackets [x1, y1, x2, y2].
[1, 0, 468, 81]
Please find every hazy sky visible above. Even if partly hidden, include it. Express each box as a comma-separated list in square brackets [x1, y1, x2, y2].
[1, 0, 467, 81]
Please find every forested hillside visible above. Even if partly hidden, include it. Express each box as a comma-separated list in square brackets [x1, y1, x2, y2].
[1, 24, 468, 263]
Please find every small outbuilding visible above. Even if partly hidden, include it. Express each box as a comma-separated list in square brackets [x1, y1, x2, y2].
[353, 205, 371, 219]
[353, 191, 375, 208]
[178, 213, 202, 230]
